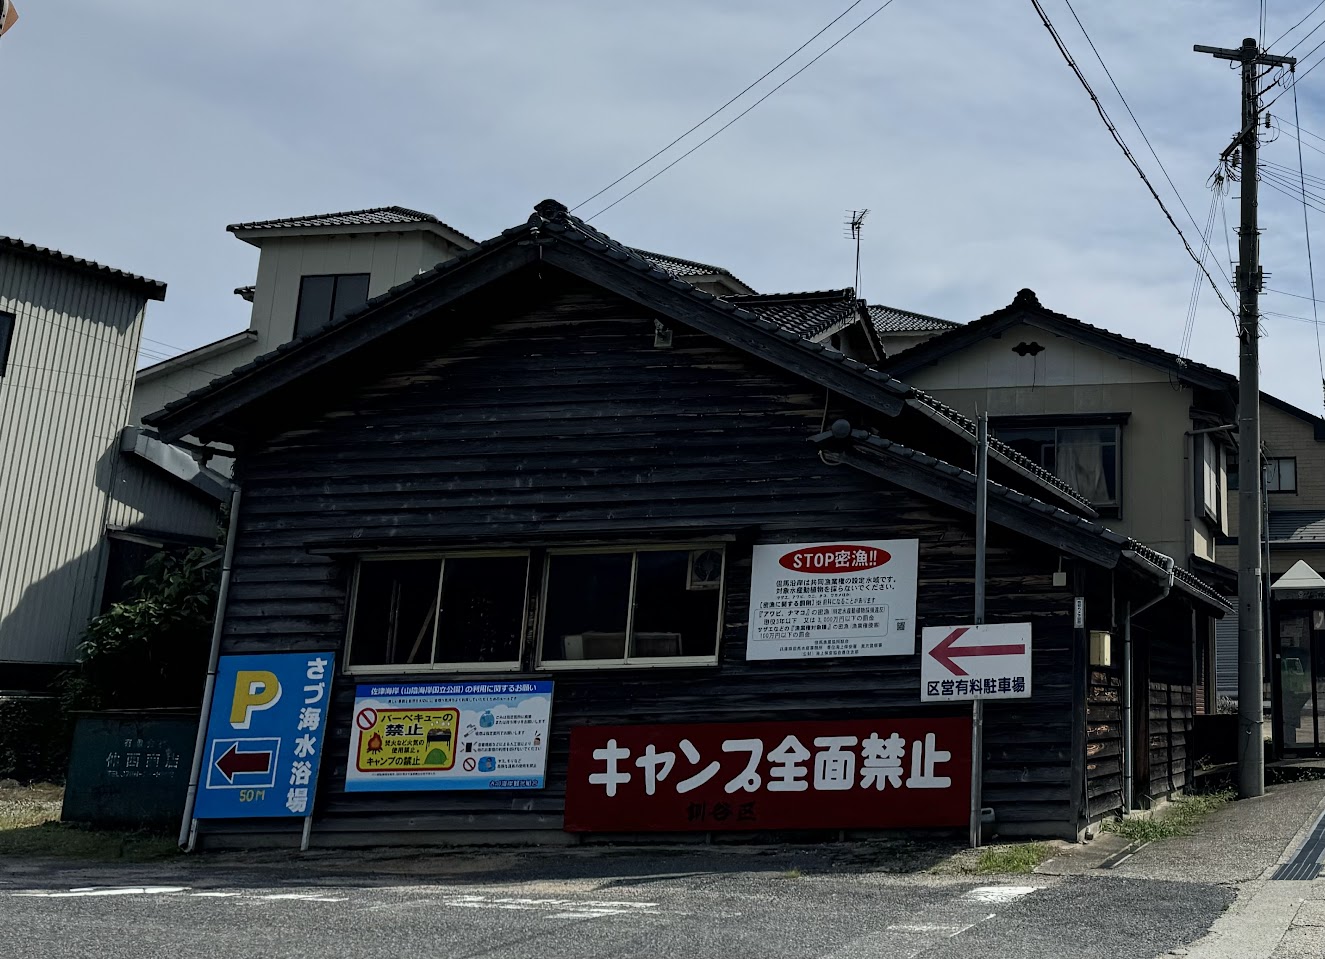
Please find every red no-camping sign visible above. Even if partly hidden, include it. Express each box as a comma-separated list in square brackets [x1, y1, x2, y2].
[564, 717, 971, 833]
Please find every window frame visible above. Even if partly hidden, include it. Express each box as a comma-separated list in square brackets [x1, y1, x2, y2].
[0, 310, 14, 377]
[1200, 434, 1224, 527]
[294, 272, 371, 339]
[343, 550, 531, 675]
[1266, 456, 1298, 494]
[993, 421, 1123, 514]
[535, 544, 726, 670]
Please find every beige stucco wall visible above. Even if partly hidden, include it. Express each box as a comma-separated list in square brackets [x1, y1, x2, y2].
[901, 323, 1212, 562]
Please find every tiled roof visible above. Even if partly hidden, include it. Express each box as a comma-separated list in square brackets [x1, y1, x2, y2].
[727, 290, 857, 339]
[0, 236, 166, 299]
[631, 249, 737, 280]
[820, 427, 1231, 613]
[1269, 511, 1325, 545]
[903, 391, 1094, 513]
[885, 288, 1236, 390]
[146, 200, 911, 428]
[868, 303, 958, 334]
[143, 199, 1089, 518]
[226, 206, 476, 243]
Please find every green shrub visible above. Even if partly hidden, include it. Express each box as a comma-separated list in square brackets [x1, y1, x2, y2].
[61, 546, 219, 712]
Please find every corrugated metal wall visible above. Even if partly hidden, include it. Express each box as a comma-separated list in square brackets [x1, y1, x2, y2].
[0, 250, 147, 663]
[1215, 608, 1238, 697]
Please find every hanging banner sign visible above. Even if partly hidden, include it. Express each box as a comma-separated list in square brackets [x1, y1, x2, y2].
[920, 623, 1033, 701]
[194, 651, 334, 819]
[565, 717, 970, 832]
[345, 681, 553, 792]
[746, 539, 919, 660]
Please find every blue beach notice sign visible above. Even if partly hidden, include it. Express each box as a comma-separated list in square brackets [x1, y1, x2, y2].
[194, 651, 335, 819]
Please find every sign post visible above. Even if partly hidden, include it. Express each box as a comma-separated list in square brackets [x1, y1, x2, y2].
[972, 412, 989, 848]
[188, 651, 335, 851]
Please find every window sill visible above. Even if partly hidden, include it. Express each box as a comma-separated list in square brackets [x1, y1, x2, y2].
[537, 656, 720, 670]
[344, 661, 524, 676]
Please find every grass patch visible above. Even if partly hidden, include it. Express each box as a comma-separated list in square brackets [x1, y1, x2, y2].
[973, 843, 1051, 874]
[0, 782, 179, 861]
[1102, 789, 1234, 843]
[781, 867, 802, 879]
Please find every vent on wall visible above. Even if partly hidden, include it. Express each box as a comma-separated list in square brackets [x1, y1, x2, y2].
[687, 549, 723, 590]
[1012, 341, 1044, 357]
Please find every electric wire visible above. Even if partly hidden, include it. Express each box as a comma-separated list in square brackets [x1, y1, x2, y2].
[1181, 186, 1223, 357]
[1290, 78, 1325, 410]
[572, 0, 868, 212]
[585, 0, 898, 221]
[1027, 0, 1236, 318]
[1059, 0, 1233, 289]
[1269, 0, 1325, 50]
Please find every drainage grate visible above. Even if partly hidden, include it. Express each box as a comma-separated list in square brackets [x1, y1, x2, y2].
[1271, 809, 1325, 881]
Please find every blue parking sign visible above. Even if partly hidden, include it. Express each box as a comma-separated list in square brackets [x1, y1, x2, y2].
[194, 652, 334, 819]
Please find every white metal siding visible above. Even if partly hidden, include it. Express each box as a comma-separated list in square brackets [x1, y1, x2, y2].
[0, 251, 148, 663]
[1215, 608, 1238, 697]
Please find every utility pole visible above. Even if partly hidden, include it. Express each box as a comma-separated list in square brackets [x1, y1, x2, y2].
[1194, 38, 1295, 800]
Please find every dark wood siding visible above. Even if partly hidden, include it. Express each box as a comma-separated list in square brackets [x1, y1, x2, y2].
[206, 275, 1087, 844]
[1143, 605, 1197, 800]
[1086, 667, 1124, 820]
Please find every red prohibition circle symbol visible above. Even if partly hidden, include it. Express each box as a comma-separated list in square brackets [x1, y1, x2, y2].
[462, 757, 477, 772]
[355, 708, 378, 731]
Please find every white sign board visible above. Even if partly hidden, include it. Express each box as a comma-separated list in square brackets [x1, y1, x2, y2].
[746, 539, 919, 661]
[921, 624, 1032, 701]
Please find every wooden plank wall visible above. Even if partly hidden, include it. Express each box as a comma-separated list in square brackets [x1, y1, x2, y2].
[1147, 605, 1196, 799]
[1086, 667, 1124, 820]
[203, 274, 1088, 844]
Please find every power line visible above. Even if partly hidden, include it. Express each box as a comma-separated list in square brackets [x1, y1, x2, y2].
[586, 0, 899, 221]
[1262, 43, 1325, 112]
[1266, 285, 1325, 302]
[1291, 77, 1325, 410]
[1059, 0, 1233, 289]
[1269, 0, 1325, 50]
[572, 0, 868, 212]
[1028, 0, 1236, 318]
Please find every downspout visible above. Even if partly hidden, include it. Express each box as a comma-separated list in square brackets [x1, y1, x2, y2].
[1121, 552, 1175, 811]
[178, 484, 242, 851]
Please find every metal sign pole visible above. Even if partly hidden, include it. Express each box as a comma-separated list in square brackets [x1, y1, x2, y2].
[971, 413, 989, 849]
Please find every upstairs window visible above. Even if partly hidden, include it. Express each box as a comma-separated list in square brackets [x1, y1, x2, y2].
[997, 425, 1121, 510]
[295, 273, 370, 338]
[539, 547, 725, 667]
[1266, 457, 1298, 493]
[0, 310, 13, 376]
[1200, 434, 1224, 526]
[347, 554, 530, 670]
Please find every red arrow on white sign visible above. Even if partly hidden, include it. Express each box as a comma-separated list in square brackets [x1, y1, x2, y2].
[928, 627, 1027, 677]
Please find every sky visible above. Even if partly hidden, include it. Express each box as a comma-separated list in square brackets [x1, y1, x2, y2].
[3, 0, 1325, 413]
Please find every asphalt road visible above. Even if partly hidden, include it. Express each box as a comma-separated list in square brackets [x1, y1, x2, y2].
[0, 853, 1233, 959]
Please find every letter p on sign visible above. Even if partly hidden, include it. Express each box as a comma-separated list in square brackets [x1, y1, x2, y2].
[229, 670, 281, 729]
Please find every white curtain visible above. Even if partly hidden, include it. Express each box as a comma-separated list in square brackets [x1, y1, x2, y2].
[1056, 432, 1110, 503]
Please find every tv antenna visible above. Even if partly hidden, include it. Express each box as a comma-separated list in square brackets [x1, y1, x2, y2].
[844, 209, 869, 296]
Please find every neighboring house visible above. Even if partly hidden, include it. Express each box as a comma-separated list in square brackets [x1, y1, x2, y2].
[727, 290, 960, 364]
[0, 237, 222, 684]
[1214, 392, 1325, 751]
[878, 288, 1241, 715]
[147, 199, 1227, 845]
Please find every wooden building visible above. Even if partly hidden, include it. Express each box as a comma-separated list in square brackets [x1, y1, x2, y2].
[148, 200, 1229, 846]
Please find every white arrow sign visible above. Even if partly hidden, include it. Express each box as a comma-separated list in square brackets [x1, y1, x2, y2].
[921, 623, 1032, 701]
